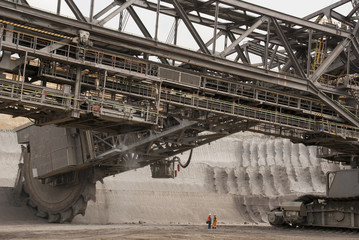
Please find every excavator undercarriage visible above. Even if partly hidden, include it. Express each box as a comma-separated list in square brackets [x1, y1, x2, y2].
[269, 169, 359, 229]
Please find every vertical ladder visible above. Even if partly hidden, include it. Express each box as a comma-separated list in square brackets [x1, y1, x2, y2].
[313, 36, 326, 71]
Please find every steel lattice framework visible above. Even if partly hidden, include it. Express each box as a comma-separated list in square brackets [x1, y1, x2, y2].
[1, 0, 359, 176]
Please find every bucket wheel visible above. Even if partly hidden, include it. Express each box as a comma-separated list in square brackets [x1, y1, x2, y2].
[23, 149, 96, 223]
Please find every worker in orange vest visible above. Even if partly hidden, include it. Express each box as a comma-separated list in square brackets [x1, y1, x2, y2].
[206, 213, 212, 229]
[212, 214, 217, 229]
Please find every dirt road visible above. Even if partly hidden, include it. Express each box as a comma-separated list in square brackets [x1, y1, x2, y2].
[1, 224, 359, 240]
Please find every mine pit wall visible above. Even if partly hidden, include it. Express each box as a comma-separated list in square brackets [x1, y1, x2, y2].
[74, 132, 340, 225]
[0, 130, 22, 187]
[0, 126, 340, 225]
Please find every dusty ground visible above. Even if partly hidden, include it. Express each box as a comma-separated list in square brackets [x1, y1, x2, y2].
[1, 224, 359, 240]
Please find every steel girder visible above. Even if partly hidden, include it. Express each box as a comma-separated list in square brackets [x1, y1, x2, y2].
[1, 0, 359, 163]
[226, 31, 249, 63]
[0, 3, 352, 110]
[0, 2, 353, 97]
[310, 38, 353, 82]
[271, 17, 307, 79]
[171, 0, 211, 55]
[79, 116, 253, 176]
[0, 1, 320, 93]
[126, 5, 170, 64]
[0, 1, 350, 76]
[64, 0, 87, 22]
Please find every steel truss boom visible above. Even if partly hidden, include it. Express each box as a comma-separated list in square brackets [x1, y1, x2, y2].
[0, 0, 359, 170]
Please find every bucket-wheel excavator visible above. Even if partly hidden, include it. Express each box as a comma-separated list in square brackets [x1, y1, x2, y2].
[1, 0, 359, 227]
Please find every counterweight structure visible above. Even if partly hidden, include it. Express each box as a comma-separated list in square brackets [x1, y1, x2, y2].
[1, 0, 359, 225]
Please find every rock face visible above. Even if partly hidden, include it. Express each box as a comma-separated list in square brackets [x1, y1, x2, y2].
[0, 130, 22, 187]
[0, 128, 340, 225]
[0, 114, 29, 131]
[74, 132, 340, 225]
[0, 129, 45, 225]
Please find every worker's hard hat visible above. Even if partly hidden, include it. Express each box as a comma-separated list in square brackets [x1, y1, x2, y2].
[209, 213, 211, 215]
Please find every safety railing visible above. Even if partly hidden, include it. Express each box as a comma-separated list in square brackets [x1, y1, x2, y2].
[3, 28, 158, 77]
[4, 28, 352, 122]
[38, 58, 344, 124]
[160, 87, 359, 140]
[0, 78, 69, 108]
[0, 78, 160, 124]
[336, 74, 359, 88]
[32, 65, 359, 140]
[39, 63, 157, 101]
[202, 76, 336, 117]
[3, 28, 359, 137]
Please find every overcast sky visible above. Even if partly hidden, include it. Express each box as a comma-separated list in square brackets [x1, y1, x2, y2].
[244, 0, 349, 17]
[26, 0, 350, 18]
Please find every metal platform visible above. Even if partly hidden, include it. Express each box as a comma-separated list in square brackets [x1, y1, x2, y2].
[1, 0, 359, 173]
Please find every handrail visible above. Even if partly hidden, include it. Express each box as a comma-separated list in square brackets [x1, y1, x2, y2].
[0, 80, 163, 121]
[2, 27, 359, 137]
[4, 27, 354, 120]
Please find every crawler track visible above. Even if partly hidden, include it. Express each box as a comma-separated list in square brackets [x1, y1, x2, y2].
[296, 194, 359, 203]
[270, 194, 359, 230]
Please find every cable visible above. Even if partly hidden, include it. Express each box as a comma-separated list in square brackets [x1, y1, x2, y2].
[174, 149, 193, 168]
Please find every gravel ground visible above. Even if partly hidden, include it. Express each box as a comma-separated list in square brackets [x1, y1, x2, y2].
[1, 224, 359, 240]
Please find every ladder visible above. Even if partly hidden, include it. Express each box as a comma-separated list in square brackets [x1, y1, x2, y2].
[313, 36, 326, 70]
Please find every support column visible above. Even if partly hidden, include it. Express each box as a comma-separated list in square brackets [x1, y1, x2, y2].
[272, 17, 306, 79]
[101, 70, 107, 111]
[89, 0, 94, 22]
[119, 11, 123, 31]
[155, 81, 162, 125]
[5, 24, 13, 43]
[20, 51, 28, 101]
[172, 17, 179, 66]
[57, 0, 61, 15]
[212, 0, 219, 55]
[307, 29, 313, 78]
[72, 66, 82, 118]
[264, 19, 271, 70]
[347, 43, 351, 74]
[0, 24, 3, 52]
[155, 0, 160, 41]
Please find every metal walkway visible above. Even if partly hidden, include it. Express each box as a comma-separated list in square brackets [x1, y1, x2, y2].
[1, 0, 359, 172]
